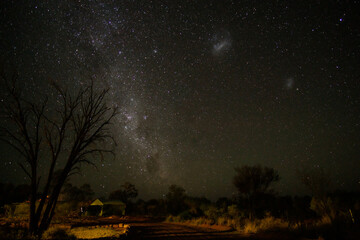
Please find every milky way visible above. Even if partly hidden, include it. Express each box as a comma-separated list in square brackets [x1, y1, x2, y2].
[1, 1, 360, 200]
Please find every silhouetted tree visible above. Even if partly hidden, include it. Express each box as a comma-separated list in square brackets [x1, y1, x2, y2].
[121, 182, 138, 201]
[0, 71, 117, 235]
[0, 183, 14, 206]
[61, 183, 94, 202]
[12, 184, 32, 203]
[166, 184, 187, 215]
[109, 190, 126, 202]
[146, 199, 167, 216]
[109, 182, 138, 204]
[185, 197, 211, 217]
[297, 167, 337, 221]
[297, 167, 331, 198]
[233, 165, 280, 219]
[0, 182, 31, 206]
[79, 183, 95, 202]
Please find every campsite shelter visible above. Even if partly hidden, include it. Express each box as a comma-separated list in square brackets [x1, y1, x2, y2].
[86, 199, 126, 216]
[4, 202, 29, 217]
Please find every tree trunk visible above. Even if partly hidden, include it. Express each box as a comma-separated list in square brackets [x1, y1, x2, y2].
[29, 168, 38, 234]
[37, 171, 68, 235]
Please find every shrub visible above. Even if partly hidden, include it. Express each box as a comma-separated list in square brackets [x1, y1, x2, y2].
[178, 210, 193, 221]
[204, 206, 221, 220]
[258, 216, 288, 230]
[193, 217, 213, 225]
[243, 219, 257, 233]
[165, 215, 183, 223]
[242, 216, 289, 234]
[228, 204, 244, 219]
[216, 216, 228, 226]
[310, 197, 337, 222]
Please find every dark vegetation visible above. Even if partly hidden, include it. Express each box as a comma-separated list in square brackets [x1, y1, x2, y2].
[126, 166, 360, 239]
[0, 183, 31, 208]
[1, 167, 360, 239]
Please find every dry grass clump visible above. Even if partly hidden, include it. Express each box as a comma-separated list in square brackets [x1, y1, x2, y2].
[190, 217, 213, 225]
[242, 216, 289, 234]
[166, 210, 292, 234]
[70, 227, 127, 239]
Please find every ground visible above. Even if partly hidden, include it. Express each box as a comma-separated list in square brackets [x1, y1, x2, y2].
[120, 217, 301, 240]
[1, 216, 359, 239]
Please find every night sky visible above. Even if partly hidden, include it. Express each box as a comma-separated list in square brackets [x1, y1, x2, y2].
[1, 1, 359, 200]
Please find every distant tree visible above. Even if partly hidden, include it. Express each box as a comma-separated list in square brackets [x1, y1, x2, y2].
[121, 182, 138, 201]
[79, 183, 95, 201]
[0, 71, 117, 235]
[297, 167, 331, 198]
[146, 199, 166, 216]
[216, 197, 233, 210]
[166, 184, 187, 215]
[0, 182, 31, 206]
[0, 183, 14, 206]
[12, 184, 31, 203]
[185, 197, 211, 216]
[109, 182, 138, 203]
[297, 167, 337, 221]
[61, 183, 94, 202]
[109, 189, 126, 202]
[233, 165, 280, 219]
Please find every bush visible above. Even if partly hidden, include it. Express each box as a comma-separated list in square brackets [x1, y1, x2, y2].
[204, 206, 221, 220]
[42, 227, 76, 240]
[310, 197, 337, 222]
[165, 215, 183, 223]
[192, 217, 213, 225]
[242, 216, 289, 234]
[216, 216, 228, 226]
[228, 205, 244, 219]
[178, 210, 193, 221]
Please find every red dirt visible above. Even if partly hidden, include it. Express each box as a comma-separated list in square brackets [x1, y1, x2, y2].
[124, 217, 301, 240]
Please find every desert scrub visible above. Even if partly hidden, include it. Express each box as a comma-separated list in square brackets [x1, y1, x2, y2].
[242, 216, 289, 234]
[190, 217, 214, 225]
[165, 215, 183, 223]
[216, 216, 228, 226]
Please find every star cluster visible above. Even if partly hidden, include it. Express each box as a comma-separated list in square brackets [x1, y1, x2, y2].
[1, 0, 359, 199]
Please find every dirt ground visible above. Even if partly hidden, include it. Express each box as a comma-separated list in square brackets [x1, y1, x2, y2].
[123, 217, 301, 240]
[3, 216, 358, 239]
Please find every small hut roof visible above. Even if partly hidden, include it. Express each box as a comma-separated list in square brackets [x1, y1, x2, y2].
[90, 199, 103, 206]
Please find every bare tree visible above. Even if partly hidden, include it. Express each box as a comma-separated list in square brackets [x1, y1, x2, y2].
[0, 71, 117, 235]
[233, 165, 280, 219]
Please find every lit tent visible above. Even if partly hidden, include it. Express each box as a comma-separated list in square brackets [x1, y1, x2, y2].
[85, 199, 126, 216]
